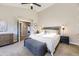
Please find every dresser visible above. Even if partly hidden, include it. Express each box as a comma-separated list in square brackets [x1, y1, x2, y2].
[0, 33, 13, 46]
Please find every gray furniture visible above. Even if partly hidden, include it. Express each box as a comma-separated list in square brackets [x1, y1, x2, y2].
[24, 38, 47, 56]
[0, 33, 13, 46]
[60, 36, 69, 44]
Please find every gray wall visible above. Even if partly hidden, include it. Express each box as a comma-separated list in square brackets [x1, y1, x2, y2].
[0, 5, 37, 42]
[38, 3, 79, 45]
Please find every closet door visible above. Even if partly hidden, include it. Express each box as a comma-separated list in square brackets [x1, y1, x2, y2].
[20, 21, 30, 41]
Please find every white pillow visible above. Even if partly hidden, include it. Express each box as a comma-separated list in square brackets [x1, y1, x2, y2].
[44, 30, 58, 34]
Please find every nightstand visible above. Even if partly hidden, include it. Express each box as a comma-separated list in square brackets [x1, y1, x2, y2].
[60, 36, 69, 44]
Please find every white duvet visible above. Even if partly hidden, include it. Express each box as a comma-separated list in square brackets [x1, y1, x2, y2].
[29, 33, 60, 55]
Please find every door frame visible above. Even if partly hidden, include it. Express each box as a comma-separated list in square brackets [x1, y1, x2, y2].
[17, 20, 31, 42]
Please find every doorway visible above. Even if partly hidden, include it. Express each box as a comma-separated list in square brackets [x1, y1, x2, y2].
[17, 21, 30, 41]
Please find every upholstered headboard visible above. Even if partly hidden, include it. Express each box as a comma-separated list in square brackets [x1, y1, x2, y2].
[42, 26, 61, 34]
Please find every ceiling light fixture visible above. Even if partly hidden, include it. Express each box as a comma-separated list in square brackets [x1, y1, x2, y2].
[30, 4, 33, 10]
[21, 3, 41, 10]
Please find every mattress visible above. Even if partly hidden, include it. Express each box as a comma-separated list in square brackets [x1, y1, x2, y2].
[29, 33, 60, 55]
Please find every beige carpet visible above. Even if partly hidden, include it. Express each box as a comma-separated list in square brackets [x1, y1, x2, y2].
[0, 41, 79, 56]
[0, 41, 34, 56]
[54, 43, 79, 56]
[0, 41, 50, 56]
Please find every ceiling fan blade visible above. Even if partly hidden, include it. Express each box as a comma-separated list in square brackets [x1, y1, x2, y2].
[33, 3, 41, 7]
[21, 3, 30, 4]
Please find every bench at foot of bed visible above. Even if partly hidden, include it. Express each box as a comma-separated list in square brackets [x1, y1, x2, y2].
[24, 38, 47, 56]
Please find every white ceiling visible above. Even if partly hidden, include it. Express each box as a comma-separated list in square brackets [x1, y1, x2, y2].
[0, 3, 54, 12]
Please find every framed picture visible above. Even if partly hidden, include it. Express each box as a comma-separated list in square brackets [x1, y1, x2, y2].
[0, 21, 7, 32]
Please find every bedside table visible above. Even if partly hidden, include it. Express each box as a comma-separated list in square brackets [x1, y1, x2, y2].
[60, 36, 69, 44]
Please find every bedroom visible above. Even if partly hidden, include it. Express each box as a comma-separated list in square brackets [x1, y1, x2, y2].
[0, 3, 79, 56]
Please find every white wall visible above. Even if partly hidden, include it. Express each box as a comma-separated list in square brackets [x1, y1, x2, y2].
[0, 5, 38, 42]
[38, 3, 79, 45]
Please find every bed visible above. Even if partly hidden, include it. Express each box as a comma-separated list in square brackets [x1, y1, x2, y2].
[30, 26, 61, 55]
[29, 26, 61, 55]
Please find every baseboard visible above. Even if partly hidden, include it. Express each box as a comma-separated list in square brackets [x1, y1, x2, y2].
[70, 42, 79, 46]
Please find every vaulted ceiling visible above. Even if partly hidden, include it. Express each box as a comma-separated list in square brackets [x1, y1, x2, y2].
[0, 3, 54, 12]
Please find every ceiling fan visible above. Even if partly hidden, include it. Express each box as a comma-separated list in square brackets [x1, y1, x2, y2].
[21, 3, 41, 10]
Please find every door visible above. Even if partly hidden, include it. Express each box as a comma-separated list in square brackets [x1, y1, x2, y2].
[20, 21, 30, 41]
